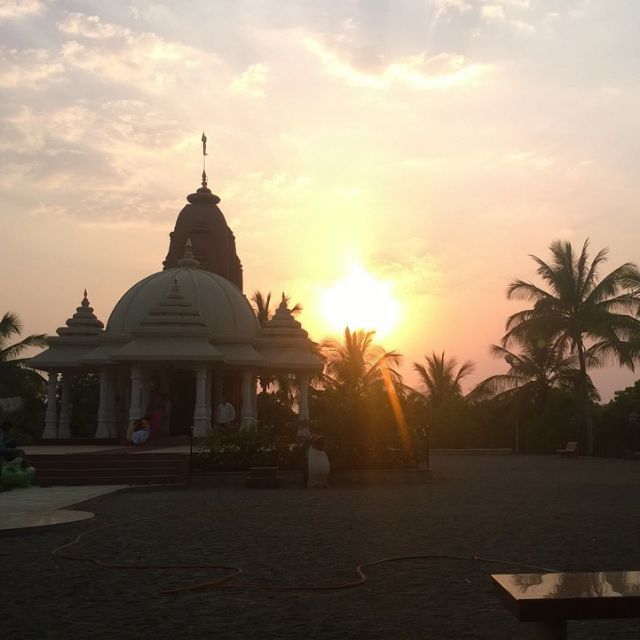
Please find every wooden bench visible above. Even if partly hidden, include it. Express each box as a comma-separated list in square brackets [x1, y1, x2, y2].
[556, 441, 578, 458]
[246, 466, 280, 489]
[492, 571, 640, 639]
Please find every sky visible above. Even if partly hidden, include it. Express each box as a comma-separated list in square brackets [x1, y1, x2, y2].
[1, 0, 640, 401]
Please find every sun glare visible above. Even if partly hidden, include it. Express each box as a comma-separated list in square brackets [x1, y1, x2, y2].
[321, 265, 401, 339]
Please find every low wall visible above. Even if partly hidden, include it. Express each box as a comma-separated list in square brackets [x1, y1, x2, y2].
[191, 467, 431, 488]
[431, 448, 512, 456]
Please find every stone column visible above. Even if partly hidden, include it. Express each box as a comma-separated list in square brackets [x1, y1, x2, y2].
[298, 373, 310, 422]
[205, 369, 212, 422]
[58, 371, 72, 438]
[128, 364, 142, 424]
[193, 364, 209, 437]
[140, 369, 151, 415]
[95, 367, 112, 438]
[213, 370, 223, 424]
[251, 374, 258, 421]
[106, 370, 118, 438]
[42, 371, 58, 439]
[240, 370, 254, 427]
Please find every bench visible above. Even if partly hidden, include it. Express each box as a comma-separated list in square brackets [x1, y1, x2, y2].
[492, 570, 640, 639]
[245, 466, 280, 489]
[556, 441, 578, 458]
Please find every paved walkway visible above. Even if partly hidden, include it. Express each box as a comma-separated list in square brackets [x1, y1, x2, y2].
[0, 485, 126, 531]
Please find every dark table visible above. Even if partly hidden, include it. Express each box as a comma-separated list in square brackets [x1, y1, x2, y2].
[492, 571, 640, 639]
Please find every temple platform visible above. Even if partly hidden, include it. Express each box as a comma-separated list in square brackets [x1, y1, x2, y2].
[23, 441, 190, 486]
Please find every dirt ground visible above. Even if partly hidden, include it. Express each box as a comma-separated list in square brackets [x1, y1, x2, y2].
[4, 454, 640, 639]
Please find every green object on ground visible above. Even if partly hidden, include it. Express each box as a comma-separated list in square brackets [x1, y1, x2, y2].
[1, 458, 36, 488]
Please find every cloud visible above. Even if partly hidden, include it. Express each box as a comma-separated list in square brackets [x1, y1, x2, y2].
[57, 12, 124, 39]
[481, 3, 535, 33]
[375, 246, 444, 297]
[0, 104, 46, 151]
[505, 150, 555, 169]
[0, 0, 42, 20]
[56, 12, 217, 93]
[0, 48, 64, 89]
[230, 63, 269, 97]
[435, 0, 472, 12]
[303, 35, 490, 90]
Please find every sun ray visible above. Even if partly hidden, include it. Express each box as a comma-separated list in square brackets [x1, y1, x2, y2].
[321, 264, 401, 339]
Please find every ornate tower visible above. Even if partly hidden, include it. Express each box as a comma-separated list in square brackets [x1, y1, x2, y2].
[163, 134, 243, 290]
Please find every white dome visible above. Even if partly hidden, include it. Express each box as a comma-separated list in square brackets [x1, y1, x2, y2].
[107, 266, 259, 339]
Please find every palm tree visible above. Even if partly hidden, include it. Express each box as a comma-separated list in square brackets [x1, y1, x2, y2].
[469, 337, 599, 408]
[321, 328, 402, 396]
[319, 328, 404, 462]
[413, 351, 474, 409]
[503, 239, 640, 454]
[251, 290, 302, 328]
[251, 291, 304, 398]
[0, 312, 47, 399]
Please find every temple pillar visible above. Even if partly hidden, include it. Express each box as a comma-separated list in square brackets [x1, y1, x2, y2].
[42, 371, 58, 439]
[128, 364, 143, 424]
[105, 370, 117, 438]
[193, 364, 209, 437]
[298, 373, 310, 422]
[251, 375, 258, 421]
[141, 369, 151, 415]
[58, 371, 72, 438]
[214, 371, 223, 408]
[240, 370, 255, 427]
[205, 369, 212, 422]
[95, 367, 112, 438]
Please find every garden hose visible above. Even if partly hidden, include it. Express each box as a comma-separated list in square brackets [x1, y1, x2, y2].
[52, 514, 556, 595]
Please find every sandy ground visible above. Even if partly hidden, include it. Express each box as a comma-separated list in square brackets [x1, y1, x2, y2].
[4, 454, 640, 639]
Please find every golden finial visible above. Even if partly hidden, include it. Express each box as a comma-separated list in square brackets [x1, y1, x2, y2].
[201, 132, 208, 188]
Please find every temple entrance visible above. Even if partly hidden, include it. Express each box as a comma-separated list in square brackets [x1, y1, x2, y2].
[169, 369, 195, 436]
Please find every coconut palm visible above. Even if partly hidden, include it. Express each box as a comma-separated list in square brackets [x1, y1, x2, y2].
[251, 290, 302, 328]
[469, 337, 599, 407]
[251, 291, 304, 395]
[0, 312, 47, 398]
[503, 239, 640, 454]
[321, 328, 402, 395]
[413, 351, 474, 409]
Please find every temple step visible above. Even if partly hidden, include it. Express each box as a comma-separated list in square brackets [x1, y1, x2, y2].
[246, 466, 280, 489]
[29, 453, 189, 486]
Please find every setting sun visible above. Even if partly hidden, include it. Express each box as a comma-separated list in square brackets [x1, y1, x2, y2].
[321, 265, 401, 339]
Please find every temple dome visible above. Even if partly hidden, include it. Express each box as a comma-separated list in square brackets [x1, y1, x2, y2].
[106, 263, 259, 340]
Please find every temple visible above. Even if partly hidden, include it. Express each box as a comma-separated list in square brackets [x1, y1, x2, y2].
[162, 171, 243, 290]
[30, 144, 322, 441]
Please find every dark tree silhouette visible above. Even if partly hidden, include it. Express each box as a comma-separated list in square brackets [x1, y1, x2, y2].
[503, 239, 640, 454]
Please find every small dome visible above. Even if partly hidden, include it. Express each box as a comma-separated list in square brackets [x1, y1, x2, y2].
[107, 266, 259, 339]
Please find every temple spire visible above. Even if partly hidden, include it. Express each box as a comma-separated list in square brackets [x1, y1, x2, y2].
[177, 236, 200, 269]
[201, 132, 208, 188]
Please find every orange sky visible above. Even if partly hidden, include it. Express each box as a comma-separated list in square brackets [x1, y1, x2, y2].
[2, 1, 640, 399]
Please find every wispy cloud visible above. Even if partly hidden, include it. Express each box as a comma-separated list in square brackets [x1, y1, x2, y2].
[56, 12, 216, 93]
[303, 35, 490, 90]
[230, 63, 269, 97]
[481, 2, 535, 33]
[0, 48, 64, 89]
[58, 12, 124, 39]
[0, 0, 42, 21]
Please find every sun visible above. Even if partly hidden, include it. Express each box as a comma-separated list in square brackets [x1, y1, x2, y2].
[321, 265, 401, 339]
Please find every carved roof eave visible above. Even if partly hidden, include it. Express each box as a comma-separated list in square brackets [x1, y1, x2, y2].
[45, 334, 103, 347]
[110, 335, 225, 361]
[29, 344, 99, 371]
[255, 346, 324, 372]
[254, 334, 315, 348]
